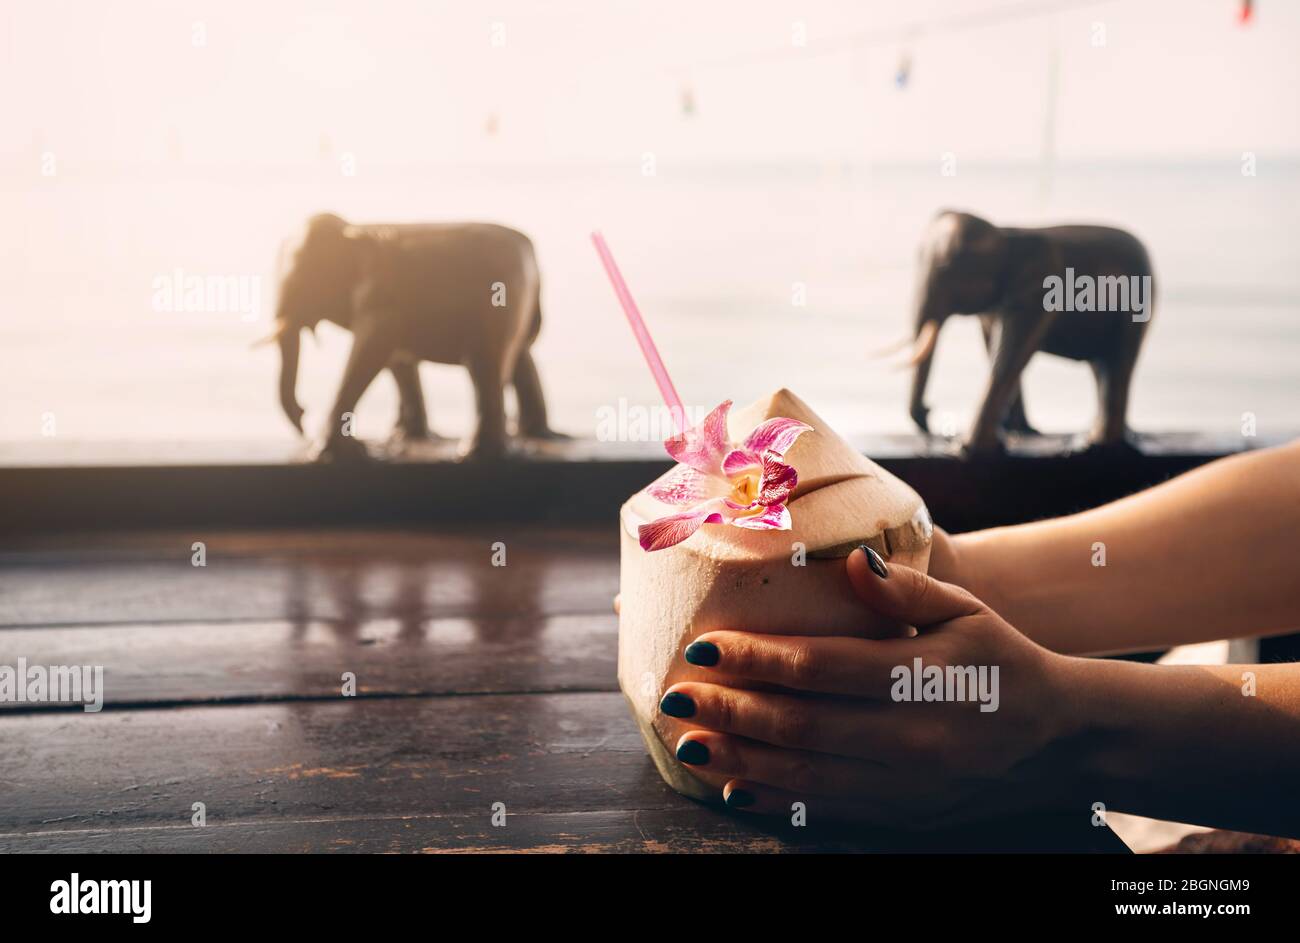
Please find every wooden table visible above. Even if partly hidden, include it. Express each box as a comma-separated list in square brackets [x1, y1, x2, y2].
[0, 526, 1126, 853]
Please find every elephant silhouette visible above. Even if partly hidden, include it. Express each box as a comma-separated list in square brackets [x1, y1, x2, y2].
[265, 213, 564, 461]
[896, 210, 1155, 454]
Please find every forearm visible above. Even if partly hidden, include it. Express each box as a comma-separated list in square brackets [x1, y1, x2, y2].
[1057, 658, 1300, 838]
[952, 441, 1300, 654]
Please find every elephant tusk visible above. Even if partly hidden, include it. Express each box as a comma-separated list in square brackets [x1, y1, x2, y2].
[898, 321, 940, 369]
[868, 335, 914, 358]
[250, 320, 291, 349]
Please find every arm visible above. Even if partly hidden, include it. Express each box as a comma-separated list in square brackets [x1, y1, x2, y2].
[948, 440, 1300, 654]
[663, 550, 1300, 838]
[1067, 657, 1300, 837]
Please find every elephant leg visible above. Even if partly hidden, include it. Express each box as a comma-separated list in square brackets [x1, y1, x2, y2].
[1000, 375, 1035, 435]
[466, 354, 509, 460]
[1089, 361, 1116, 445]
[980, 317, 1036, 434]
[316, 323, 393, 461]
[1004, 385, 1034, 434]
[1088, 312, 1149, 447]
[512, 348, 563, 438]
[388, 356, 438, 441]
[968, 312, 1054, 454]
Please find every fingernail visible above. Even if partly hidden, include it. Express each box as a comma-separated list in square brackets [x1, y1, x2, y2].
[684, 640, 720, 667]
[676, 739, 709, 765]
[725, 788, 756, 809]
[659, 691, 696, 718]
[861, 545, 889, 579]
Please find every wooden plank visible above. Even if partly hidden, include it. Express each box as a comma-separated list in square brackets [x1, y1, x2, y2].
[0, 614, 617, 710]
[0, 430, 1271, 469]
[0, 433, 1271, 534]
[0, 808, 1127, 854]
[0, 529, 618, 628]
[0, 809, 824, 854]
[0, 526, 615, 560]
[0, 693, 657, 834]
[0, 460, 664, 533]
[0, 693, 1124, 853]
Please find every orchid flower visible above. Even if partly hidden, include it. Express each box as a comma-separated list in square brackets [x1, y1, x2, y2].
[638, 400, 812, 552]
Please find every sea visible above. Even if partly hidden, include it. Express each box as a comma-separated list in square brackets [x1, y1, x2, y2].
[3, 159, 1297, 451]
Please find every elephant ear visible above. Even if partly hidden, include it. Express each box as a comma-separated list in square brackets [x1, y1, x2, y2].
[956, 213, 1003, 259]
[1002, 233, 1063, 313]
[933, 212, 1001, 268]
[928, 213, 1009, 312]
[348, 234, 403, 317]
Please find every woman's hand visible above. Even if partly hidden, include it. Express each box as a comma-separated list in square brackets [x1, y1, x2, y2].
[658, 547, 1083, 828]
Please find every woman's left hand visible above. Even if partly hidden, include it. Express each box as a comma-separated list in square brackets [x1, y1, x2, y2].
[659, 547, 1085, 828]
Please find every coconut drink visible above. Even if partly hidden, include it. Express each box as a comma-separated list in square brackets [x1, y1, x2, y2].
[589, 233, 932, 800]
[618, 388, 933, 799]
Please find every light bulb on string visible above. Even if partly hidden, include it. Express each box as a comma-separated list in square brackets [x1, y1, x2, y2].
[894, 50, 912, 90]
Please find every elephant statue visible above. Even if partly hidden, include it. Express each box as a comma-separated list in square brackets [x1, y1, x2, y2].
[896, 210, 1154, 454]
[265, 213, 563, 460]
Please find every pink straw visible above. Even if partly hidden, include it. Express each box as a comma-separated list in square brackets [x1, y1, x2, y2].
[590, 231, 686, 434]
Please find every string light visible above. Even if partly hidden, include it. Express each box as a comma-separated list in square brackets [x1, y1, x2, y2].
[682, 0, 1123, 74]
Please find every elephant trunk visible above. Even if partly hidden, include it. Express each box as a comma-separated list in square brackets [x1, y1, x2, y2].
[907, 320, 940, 433]
[277, 322, 305, 434]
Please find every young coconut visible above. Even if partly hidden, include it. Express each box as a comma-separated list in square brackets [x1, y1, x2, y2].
[618, 388, 933, 799]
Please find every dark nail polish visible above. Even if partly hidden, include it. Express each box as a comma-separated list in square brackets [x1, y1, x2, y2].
[862, 545, 889, 579]
[659, 691, 696, 718]
[725, 788, 756, 809]
[684, 640, 720, 667]
[676, 739, 709, 766]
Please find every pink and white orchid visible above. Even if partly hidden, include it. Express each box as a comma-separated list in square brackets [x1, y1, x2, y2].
[638, 400, 812, 552]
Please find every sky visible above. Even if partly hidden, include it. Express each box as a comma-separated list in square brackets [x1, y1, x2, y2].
[2, 0, 1297, 445]
[2, 0, 1297, 171]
